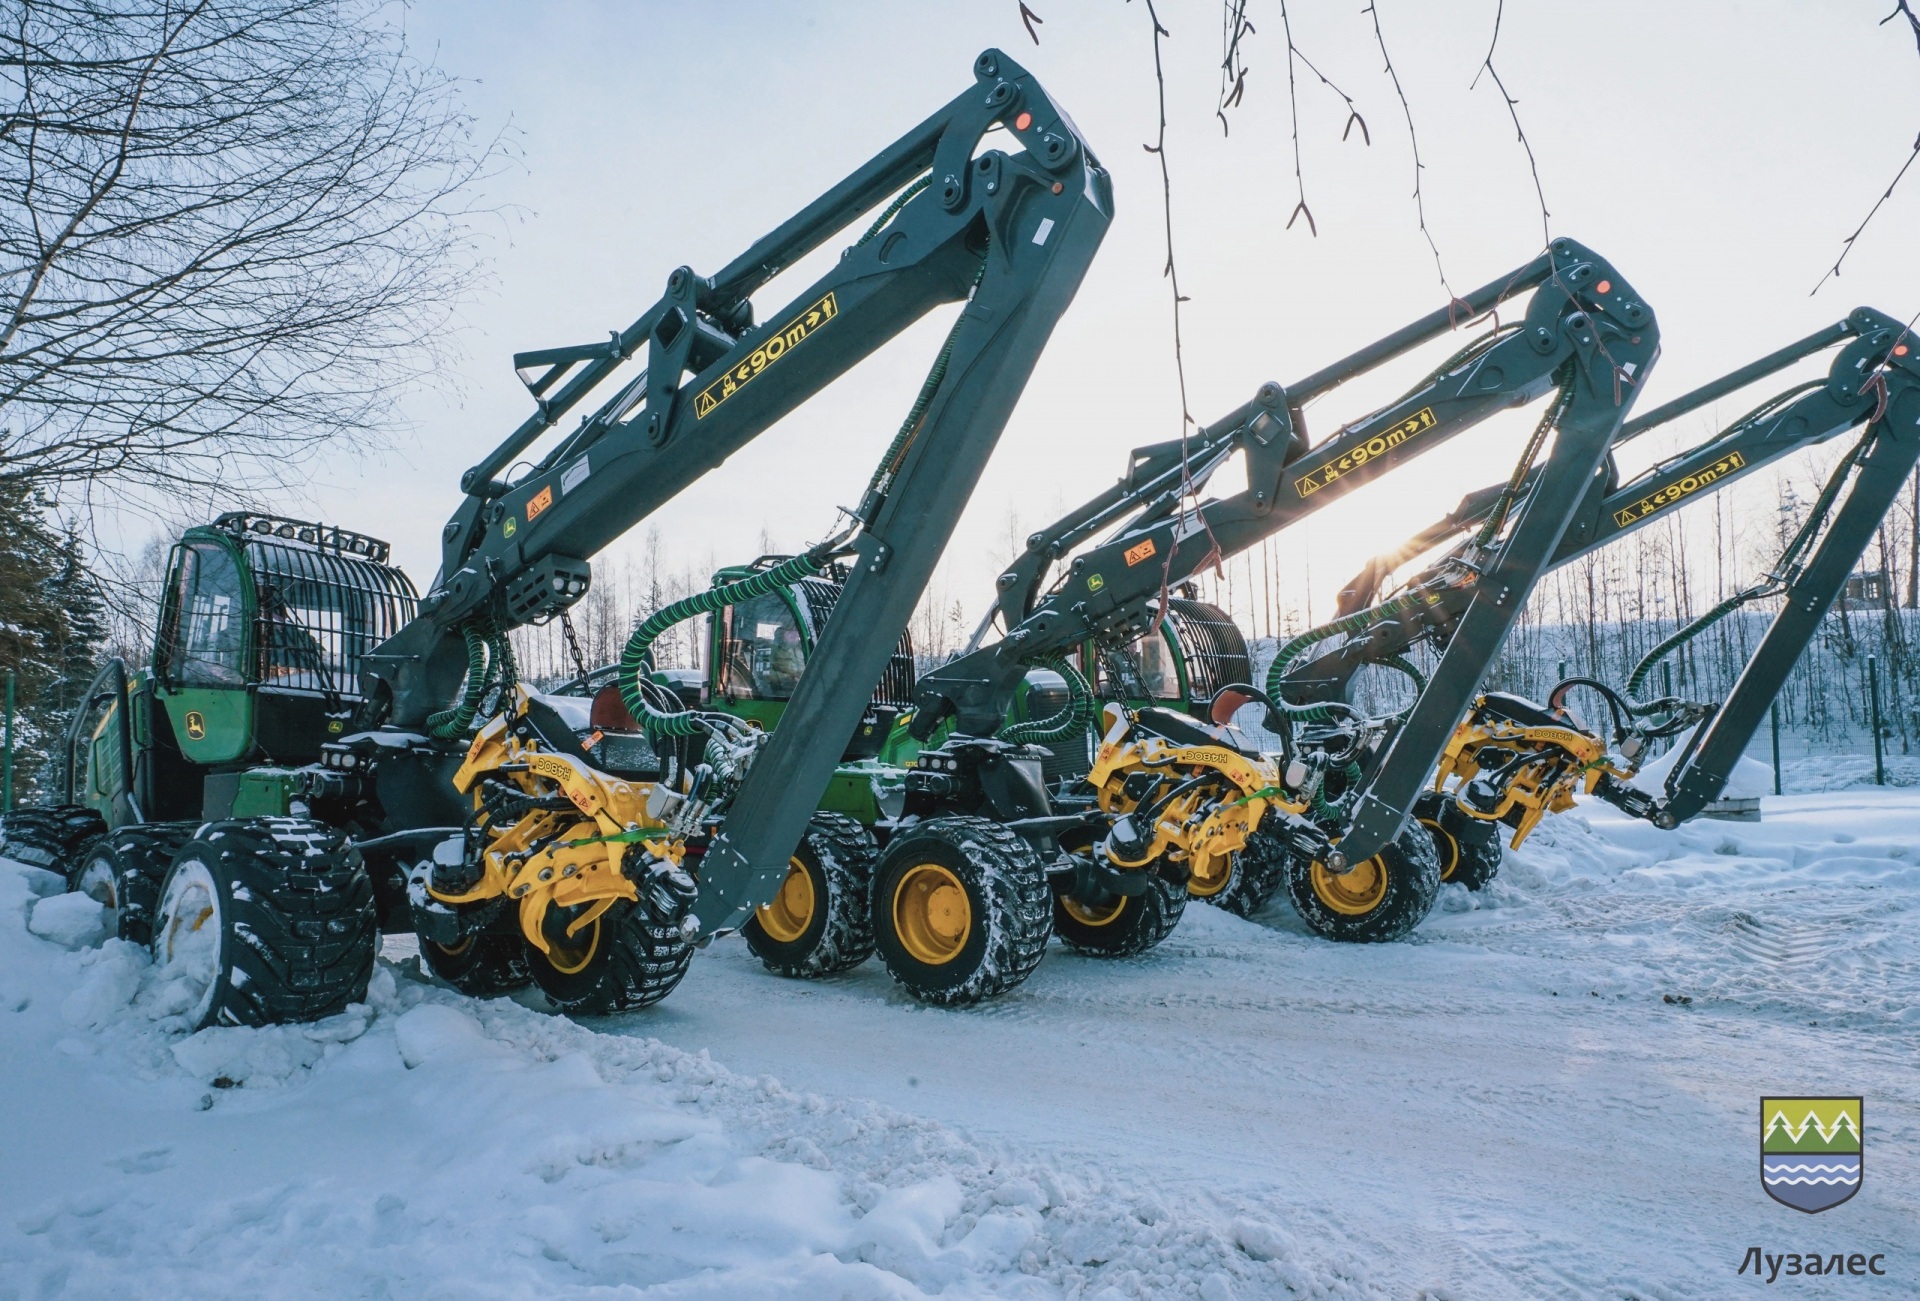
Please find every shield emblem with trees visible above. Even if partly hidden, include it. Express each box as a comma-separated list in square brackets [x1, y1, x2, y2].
[1761, 1097, 1862, 1213]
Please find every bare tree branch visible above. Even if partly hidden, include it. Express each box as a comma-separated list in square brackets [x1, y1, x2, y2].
[0, 0, 509, 497]
[1813, 1, 1920, 294]
[1472, 0, 1550, 253]
[1364, 1, 1457, 306]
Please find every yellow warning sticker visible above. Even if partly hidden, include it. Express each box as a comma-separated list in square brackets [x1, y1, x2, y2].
[695, 292, 839, 420]
[1611, 451, 1746, 528]
[1293, 407, 1437, 498]
[526, 485, 554, 522]
[1124, 537, 1157, 566]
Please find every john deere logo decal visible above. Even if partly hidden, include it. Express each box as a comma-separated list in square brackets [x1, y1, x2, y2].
[1762, 1097, 1861, 1213]
[184, 710, 207, 741]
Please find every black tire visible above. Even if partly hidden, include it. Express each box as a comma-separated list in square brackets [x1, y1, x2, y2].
[744, 812, 878, 978]
[150, 818, 377, 1029]
[526, 897, 692, 1016]
[69, 822, 198, 945]
[1052, 869, 1186, 957]
[1413, 790, 1502, 891]
[1194, 831, 1289, 918]
[1284, 827, 1442, 943]
[417, 917, 533, 997]
[0, 804, 107, 874]
[870, 816, 1052, 1006]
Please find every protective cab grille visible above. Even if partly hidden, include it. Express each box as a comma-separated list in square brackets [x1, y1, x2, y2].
[220, 517, 418, 700]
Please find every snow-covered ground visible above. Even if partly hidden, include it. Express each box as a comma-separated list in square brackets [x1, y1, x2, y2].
[3, 789, 1916, 1298]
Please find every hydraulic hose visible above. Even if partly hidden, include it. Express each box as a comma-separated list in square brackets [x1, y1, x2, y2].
[1626, 438, 1865, 696]
[857, 245, 988, 525]
[618, 553, 826, 740]
[428, 622, 493, 740]
[1262, 588, 1440, 721]
[1472, 362, 1576, 550]
[998, 654, 1098, 746]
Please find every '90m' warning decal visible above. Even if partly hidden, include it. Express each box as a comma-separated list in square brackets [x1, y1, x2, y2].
[1293, 407, 1437, 498]
[1611, 451, 1746, 528]
[695, 292, 838, 419]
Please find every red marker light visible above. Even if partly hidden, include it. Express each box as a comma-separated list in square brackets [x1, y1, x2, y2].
[1897, 344, 1910, 356]
[1015, 112, 1033, 131]
[1595, 279, 1612, 295]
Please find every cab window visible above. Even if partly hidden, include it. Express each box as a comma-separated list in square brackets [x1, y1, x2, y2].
[1097, 630, 1180, 701]
[717, 593, 805, 701]
[160, 543, 247, 687]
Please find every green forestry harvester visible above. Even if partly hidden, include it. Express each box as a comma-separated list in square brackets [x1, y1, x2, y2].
[0, 49, 1117, 1022]
[1274, 308, 1920, 867]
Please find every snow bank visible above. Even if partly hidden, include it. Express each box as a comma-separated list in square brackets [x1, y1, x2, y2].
[0, 852, 1342, 1298]
[1626, 725, 1774, 798]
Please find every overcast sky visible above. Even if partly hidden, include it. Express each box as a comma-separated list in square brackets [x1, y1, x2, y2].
[177, 0, 1920, 631]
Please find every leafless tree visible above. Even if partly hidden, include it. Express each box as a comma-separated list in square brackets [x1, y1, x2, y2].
[0, 0, 503, 495]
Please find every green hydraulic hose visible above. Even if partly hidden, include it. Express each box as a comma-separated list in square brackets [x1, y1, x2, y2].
[1382, 654, 1427, 695]
[1626, 439, 1866, 696]
[856, 175, 931, 246]
[999, 654, 1098, 746]
[428, 622, 492, 740]
[618, 553, 826, 740]
[1262, 588, 1441, 719]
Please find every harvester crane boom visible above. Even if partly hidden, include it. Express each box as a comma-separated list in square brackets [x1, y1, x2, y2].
[357, 49, 1114, 937]
[1285, 308, 1918, 831]
[1319, 309, 1902, 625]
[914, 238, 1659, 866]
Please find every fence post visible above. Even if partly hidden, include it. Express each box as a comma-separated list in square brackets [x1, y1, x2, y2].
[2, 670, 13, 814]
[1770, 700, 1783, 796]
[1868, 654, 1885, 786]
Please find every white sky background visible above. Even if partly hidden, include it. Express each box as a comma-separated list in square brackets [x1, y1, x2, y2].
[199, 0, 1920, 633]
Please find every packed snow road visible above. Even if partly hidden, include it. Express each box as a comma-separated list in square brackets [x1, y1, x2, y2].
[1, 789, 1914, 1297]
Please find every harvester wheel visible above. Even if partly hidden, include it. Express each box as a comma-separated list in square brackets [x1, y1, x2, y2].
[870, 816, 1051, 1006]
[70, 822, 198, 945]
[0, 804, 107, 874]
[1193, 831, 1289, 918]
[1052, 869, 1186, 957]
[418, 916, 533, 997]
[526, 897, 692, 1016]
[1284, 826, 1441, 943]
[1414, 790, 1502, 891]
[745, 812, 878, 978]
[150, 819, 377, 1029]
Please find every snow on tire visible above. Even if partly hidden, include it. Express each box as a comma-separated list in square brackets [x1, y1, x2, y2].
[70, 822, 199, 945]
[526, 898, 694, 1016]
[150, 818, 377, 1029]
[871, 816, 1052, 1007]
[1284, 826, 1442, 944]
[1052, 870, 1186, 957]
[1414, 790, 1502, 891]
[0, 804, 107, 874]
[744, 812, 879, 978]
[1195, 830, 1289, 918]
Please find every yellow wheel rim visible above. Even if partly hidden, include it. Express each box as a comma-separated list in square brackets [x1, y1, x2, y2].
[433, 936, 474, 958]
[544, 914, 601, 975]
[1061, 891, 1128, 926]
[1310, 855, 1390, 915]
[1420, 819, 1461, 883]
[1187, 851, 1232, 898]
[755, 857, 815, 943]
[892, 862, 971, 966]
